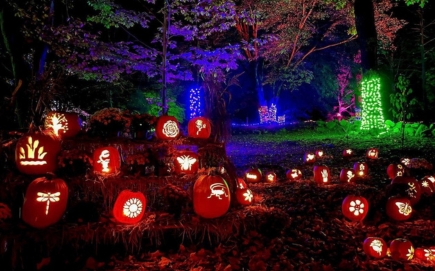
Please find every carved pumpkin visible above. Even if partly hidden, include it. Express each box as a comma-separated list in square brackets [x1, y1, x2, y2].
[366, 148, 379, 159]
[93, 146, 121, 176]
[386, 196, 412, 221]
[313, 165, 330, 184]
[342, 148, 353, 158]
[363, 237, 388, 259]
[15, 133, 61, 175]
[244, 168, 262, 183]
[113, 190, 146, 224]
[286, 169, 302, 181]
[304, 152, 316, 164]
[342, 195, 368, 222]
[188, 117, 211, 139]
[339, 168, 356, 183]
[193, 175, 231, 219]
[414, 247, 435, 261]
[387, 163, 405, 180]
[155, 116, 180, 140]
[391, 176, 421, 206]
[265, 172, 277, 183]
[22, 176, 68, 228]
[389, 238, 414, 261]
[353, 161, 368, 177]
[174, 151, 199, 175]
[315, 149, 324, 159]
[235, 178, 253, 206]
[44, 111, 82, 139]
[419, 175, 435, 196]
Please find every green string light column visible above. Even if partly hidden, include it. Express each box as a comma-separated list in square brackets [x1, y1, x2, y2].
[360, 75, 386, 131]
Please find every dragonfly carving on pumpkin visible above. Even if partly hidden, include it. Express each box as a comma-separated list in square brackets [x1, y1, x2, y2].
[36, 191, 61, 215]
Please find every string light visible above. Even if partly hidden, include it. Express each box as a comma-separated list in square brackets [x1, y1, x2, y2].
[360, 75, 385, 130]
[189, 88, 202, 119]
[258, 104, 285, 124]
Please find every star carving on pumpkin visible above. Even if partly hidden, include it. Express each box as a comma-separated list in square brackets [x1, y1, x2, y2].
[349, 199, 365, 216]
[421, 180, 433, 192]
[243, 190, 253, 202]
[406, 246, 414, 261]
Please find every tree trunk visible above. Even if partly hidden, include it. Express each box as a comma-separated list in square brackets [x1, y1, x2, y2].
[254, 59, 266, 107]
[354, 0, 377, 71]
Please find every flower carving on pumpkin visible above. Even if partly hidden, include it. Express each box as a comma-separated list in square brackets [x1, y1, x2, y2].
[243, 190, 253, 202]
[162, 120, 179, 137]
[349, 199, 365, 216]
[421, 180, 433, 192]
[406, 246, 415, 261]
[123, 198, 143, 218]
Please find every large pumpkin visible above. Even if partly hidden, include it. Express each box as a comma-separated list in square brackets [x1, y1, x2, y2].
[389, 238, 414, 261]
[313, 165, 330, 184]
[22, 176, 68, 228]
[44, 111, 82, 139]
[155, 116, 180, 140]
[342, 195, 369, 222]
[363, 237, 388, 259]
[15, 133, 61, 175]
[386, 196, 412, 221]
[93, 146, 121, 175]
[174, 151, 199, 175]
[113, 190, 146, 224]
[391, 176, 421, 206]
[188, 117, 211, 139]
[193, 175, 231, 219]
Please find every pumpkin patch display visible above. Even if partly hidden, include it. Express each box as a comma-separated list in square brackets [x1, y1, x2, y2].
[304, 152, 316, 164]
[15, 133, 61, 175]
[112, 190, 146, 224]
[342, 148, 353, 158]
[188, 117, 211, 139]
[387, 163, 405, 180]
[386, 196, 412, 221]
[174, 151, 199, 175]
[363, 237, 388, 259]
[193, 175, 231, 219]
[244, 168, 262, 183]
[286, 169, 302, 181]
[419, 175, 435, 196]
[93, 147, 121, 176]
[22, 176, 68, 228]
[342, 195, 368, 222]
[391, 176, 421, 206]
[155, 115, 180, 140]
[353, 161, 368, 177]
[366, 148, 379, 160]
[313, 165, 330, 184]
[44, 111, 82, 139]
[389, 238, 414, 261]
[414, 247, 435, 261]
[339, 168, 356, 183]
[235, 178, 254, 206]
[265, 172, 277, 183]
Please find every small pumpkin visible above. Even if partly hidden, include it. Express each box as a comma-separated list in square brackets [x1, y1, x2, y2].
[414, 247, 435, 261]
[342, 195, 368, 222]
[286, 169, 302, 181]
[339, 168, 356, 183]
[155, 115, 180, 140]
[193, 175, 231, 219]
[342, 148, 353, 158]
[113, 190, 146, 224]
[353, 161, 368, 177]
[387, 163, 405, 180]
[315, 149, 324, 159]
[304, 152, 316, 164]
[93, 146, 121, 176]
[313, 165, 330, 184]
[235, 178, 254, 206]
[363, 237, 388, 259]
[389, 238, 414, 261]
[244, 168, 262, 183]
[188, 117, 211, 139]
[264, 172, 277, 183]
[366, 148, 379, 159]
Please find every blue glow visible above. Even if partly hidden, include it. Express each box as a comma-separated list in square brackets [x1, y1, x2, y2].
[189, 88, 203, 119]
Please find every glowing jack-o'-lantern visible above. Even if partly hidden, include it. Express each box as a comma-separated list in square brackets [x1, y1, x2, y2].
[386, 196, 412, 221]
[389, 238, 414, 261]
[353, 161, 368, 177]
[339, 168, 356, 183]
[193, 175, 231, 219]
[419, 175, 435, 196]
[315, 150, 324, 159]
[286, 169, 302, 181]
[44, 111, 82, 139]
[174, 151, 199, 175]
[415, 247, 435, 261]
[391, 176, 421, 206]
[15, 133, 61, 175]
[244, 168, 262, 183]
[342, 195, 368, 222]
[313, 165, 330, 184]
[265, 172, 277, 183]
[366, 148, 379, 159]
[113, 190, 146, 224]
[188, 117, 211, 139]
[155, 115, 180, 140]
[235, 178, 254, 206]
[93, 147, 121, 176]
[342, 148, 353, 158]
[22, 176, 68, 228]
[363, 237, 388, 259]
[387, 163, 405, 180]
[304, 152, 316, 164]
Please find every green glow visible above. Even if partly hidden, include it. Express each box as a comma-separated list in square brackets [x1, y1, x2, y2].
[360, 75, 385, 130]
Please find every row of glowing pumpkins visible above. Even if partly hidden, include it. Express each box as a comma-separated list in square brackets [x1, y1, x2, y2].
[22, 174, 254, 229]
[43, 111, 212, 140]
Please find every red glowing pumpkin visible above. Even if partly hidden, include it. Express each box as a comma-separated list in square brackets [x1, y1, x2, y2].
[286, 169, 302, 181]
[15, 133, 61, 175]
[366, 148, 379, 159]
[342, 148, 353, 158]
[342, 195, 368, 222]
[414, 247, 435, 261]
[93, 147, 121, 176]
[235, 178, 254, 206]
[363, 237, 388, 259]
[264, 172, 277, 183]
[188, 117, 211, 139]
[386, 196, 412, 221]
[389, 238, 414, 261]
[304, 152, 316, 164]
[22, 176, 68, 228]
[315, 149, 324, 159]
[339, 168, 356, 183]
[353, 161, 368, 177]
[387, 163, 405, 180]
[193, 175, 231, 219]
[174, 151, 199, 175]
[44, 111, 82, 139]
[113, 190, 146, 224]
[313, 165, 330, 184]
[419, 175, 435, 196]
[155, 115, 180, 140]
[391, 176, 421, 206]
[244, 168, 262, 183]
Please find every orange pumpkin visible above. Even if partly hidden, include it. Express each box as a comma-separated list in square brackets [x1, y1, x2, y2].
[353, 161, 368, 177]
[188, 117, 211, 139]
[244, 168, 262, 183]
[363, 237, 388, 259]
[235, 178, 253, 206]
[342, 195, 368, 222]
[155, 116, 180, 140]
[414, 247, 435, 261]
[93, 147, 121, 176]
[339, 168, 356, 183]
[174, 151, 199, 175]
[44, 111, 82, 139]
[342, 148, 353, 158]
[419, 175, 435, 196]
[386, 196, 412, 221]
[193, 175, 231, 219]
[264, 172, 277, 183]
[313, 165, 330, 184]
[113, 190, 146, 224]
[391, 176, 421, 206]
[387, 163, 405, 179]
[286, 169, 302, 181]
[389, 238, 414, 261]
[304, 152, 316, 164]
[366, 148, 379, 159]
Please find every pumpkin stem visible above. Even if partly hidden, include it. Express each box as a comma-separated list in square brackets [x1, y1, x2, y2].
[44, 172, 56, 180]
